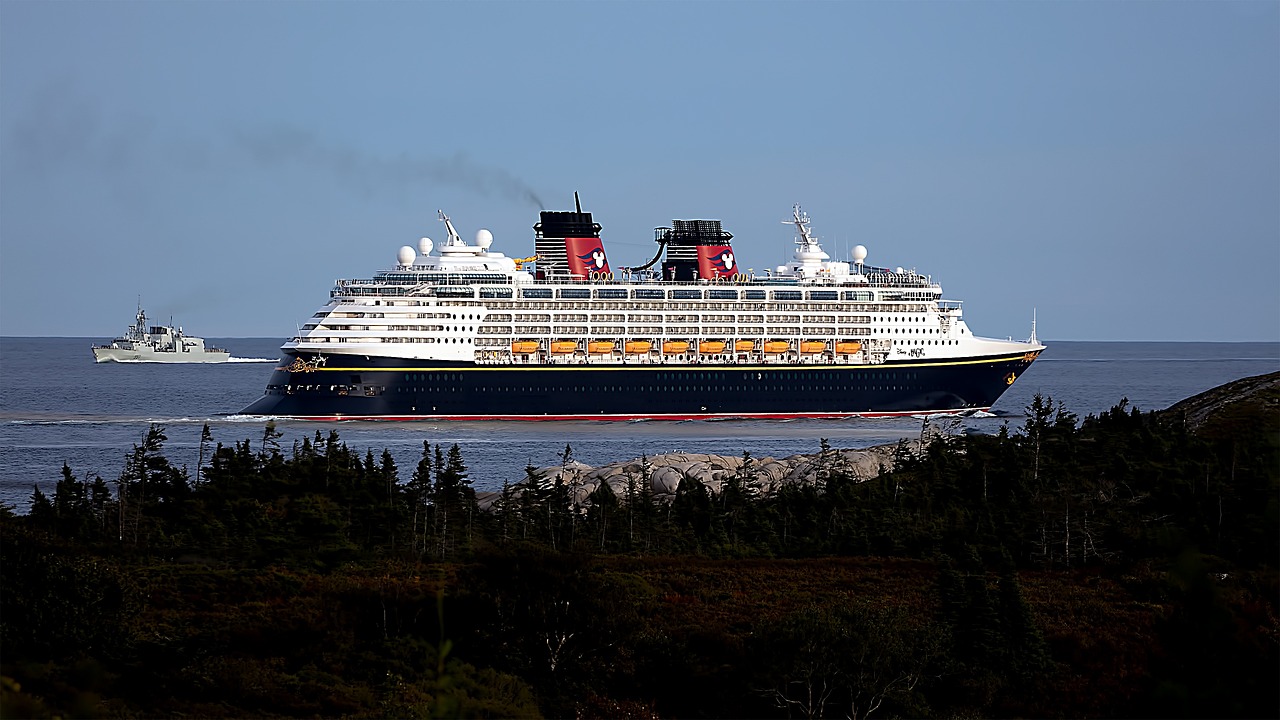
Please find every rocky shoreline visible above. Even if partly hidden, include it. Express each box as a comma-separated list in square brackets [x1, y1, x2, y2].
[477, 442, 911, 510]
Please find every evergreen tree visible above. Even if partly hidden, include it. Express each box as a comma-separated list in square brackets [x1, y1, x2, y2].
[260, 419, 283, 456]
[585, 479, 618, 551]
[671, 475, 713, 549]
[114, 424, 191, 548]
[492, 478, 519, 544]
[633, 454, 659, 554]
[51, 463, 97, 540]
[519, 462, 546, 544]
[432, 443, 475, 558]
[623, 470, 639, 550]
[717, 450, 760, 552]
[406, 440, 434, 557]
[560, 443, 585, 548]
[379, 448, 401, 552]
[27, 484, 54, 529]
[196, 423, 213, 485]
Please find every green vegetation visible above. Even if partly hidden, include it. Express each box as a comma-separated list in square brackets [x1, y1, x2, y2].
[3, 385, 1277, 718]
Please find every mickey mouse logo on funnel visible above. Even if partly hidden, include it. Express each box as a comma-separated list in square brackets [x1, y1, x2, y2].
[566, 237, 612, 278]
[698, 245, 736, 279]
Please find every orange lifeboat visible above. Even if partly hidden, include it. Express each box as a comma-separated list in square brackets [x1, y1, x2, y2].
[698, 341, 726, 354]
[587, 341, 615, 354]
[801, 341, 827, 354]
[835, 341, 863, 354]
[764, 341, 791, 354]
[550, 341, 578, 354]
[734, 340, 756, 352]
[510, 341, 538, 355]
[662, 341, 690, 354]
[624, 340, 652, 354]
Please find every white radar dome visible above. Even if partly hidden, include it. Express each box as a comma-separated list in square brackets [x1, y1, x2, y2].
[895, 266, 904, 274]
[852, 244, 868, 264]
[475, 229, 493, 249]
[418, 237, 433, 255]
[397, 246, 416, 267]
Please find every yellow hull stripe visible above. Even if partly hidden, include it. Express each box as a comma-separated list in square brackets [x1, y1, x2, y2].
[282, 352, 1038, 374]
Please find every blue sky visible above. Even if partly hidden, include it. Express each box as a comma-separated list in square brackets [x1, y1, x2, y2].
[2, 0, 1277, 342]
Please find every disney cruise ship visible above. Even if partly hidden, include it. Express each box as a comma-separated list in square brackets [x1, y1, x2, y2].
[241, 196, 1043, 420]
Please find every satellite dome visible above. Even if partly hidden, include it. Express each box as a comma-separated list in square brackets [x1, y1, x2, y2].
[475, 229, 493, 249]
[418, 237, 433, 255]
[852, 244, 868, 263]
[397, 246, 416, 267]
[895, 266, 904, 274]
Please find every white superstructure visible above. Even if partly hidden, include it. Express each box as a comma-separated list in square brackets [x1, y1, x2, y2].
[280, 206, 1042, 367]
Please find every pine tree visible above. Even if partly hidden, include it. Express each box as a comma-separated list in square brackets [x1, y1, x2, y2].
[635, 455, 659, 554]
[493, 478, 518, 544]
[114, 424, 190, 547]
[672, 475, 713, 548]
[585, 479, 618, 552]
[260, 420, 282, 456]
[560, 443, 584, 548]
[406, 440, 433, 557]
[28, 484, 54, 528]
[432, 444, 474, 557]
[718, 451, 759, 551]
[51, 463, 96, 540]
[196, 423, 213, 485]
[521, 462, 550, 545]
[379, 449, 400, 552]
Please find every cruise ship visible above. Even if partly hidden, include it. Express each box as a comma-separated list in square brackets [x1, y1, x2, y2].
[241, 197, 1043, 420]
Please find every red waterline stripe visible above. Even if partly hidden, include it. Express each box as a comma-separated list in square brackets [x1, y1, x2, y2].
[276, 408, 990, 422]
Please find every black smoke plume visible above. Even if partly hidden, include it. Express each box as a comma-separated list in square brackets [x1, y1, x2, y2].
[232, 126, 544, 209]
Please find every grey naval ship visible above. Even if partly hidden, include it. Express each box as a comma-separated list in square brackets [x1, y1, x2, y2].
[92, 305, 230, 363]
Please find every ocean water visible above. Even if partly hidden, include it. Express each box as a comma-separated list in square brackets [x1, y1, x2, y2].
[1, 337, 1276, 510]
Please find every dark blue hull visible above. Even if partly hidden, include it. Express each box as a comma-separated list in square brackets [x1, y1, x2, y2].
[239, 351, 1040, 420]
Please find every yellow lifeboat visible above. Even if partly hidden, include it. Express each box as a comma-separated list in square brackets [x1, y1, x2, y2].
[835, 341, 863, 354]
[587, 341, 615, 354]
[698, 341, 726, 354]
[764, 341, 791, 354]
[551, 341, 578, 355]
[735, 340, 756, 352]
[510, 341, 538, 355]
[801, 341, 827, 354]
[662, 341, 690, 354]
[624, 340, 652, 354]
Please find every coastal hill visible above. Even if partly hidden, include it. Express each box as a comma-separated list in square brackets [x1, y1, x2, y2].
[1157, 370, 1280, 436]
